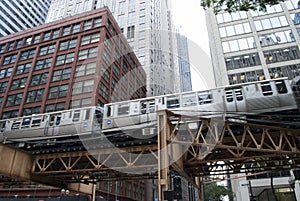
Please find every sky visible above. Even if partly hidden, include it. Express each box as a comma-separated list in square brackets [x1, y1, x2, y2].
[171, 0, 216, 91]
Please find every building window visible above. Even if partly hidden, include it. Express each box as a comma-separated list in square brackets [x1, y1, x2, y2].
[35, 58, 52, 70]
[33, 35, 41, 44]
[45, 102, 65, 112]
[102, 50, 111, 65]
[39, 44, 56, 56]
[55, 53, 75, 65]
[251, 4, 282, 16]
[225, 53, 261, 70]
[72, 23, 81, 33]
[5, 93, 23, 106]
[20, 49, 36, 61]
[2, 54, 17, 65]
[62, 26, 71, 36]
[8, 42, 15, 51]
[219, 23, 251, 38]
[11, 77, 27, 90]
[81, 33, 100, 46]
[15, 63, 32, 75]
[254, 16, 288, 31]
[52, 68, 71, 81]
[26, 89, 44, 103]
[72, 79, 94, 94]
[0, 82, 8, 93]
[70, 98, 91, 109]
[228, 70, 264, 84]
[222, 37, 255, 53]
[259, 30, 294, 46]
[59, 39, 77, 51]
[23, 106, 41, 116]
[128, 12, 136, 25]
[264, 46, 300, 64]
[25, 37, 32, 46]
[0, 67, 12, 79]
[99, 84, 109, 100]
[0, 44, 6, 53]
[94, 17, 102, 28]
[216, 11, 247, 24]
[83, 20, 92, 30]
[43, 31, 51, 41]
[15, 39, 22, 49]
[52, 29, 60, 39]
[75, 62, 96, 77]
[78, 47, 98, 60]
[30, 73, 48, 86]
[2, 110, 18, 119]
[48, 84, 69, 99]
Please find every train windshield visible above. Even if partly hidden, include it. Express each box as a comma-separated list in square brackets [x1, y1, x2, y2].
[275, 80, 288, 94]
[166, 96, 180, 108]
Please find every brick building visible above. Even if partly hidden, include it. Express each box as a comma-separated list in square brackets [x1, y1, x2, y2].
[0, 7, 149, 201]
[0, 7, 146, 119]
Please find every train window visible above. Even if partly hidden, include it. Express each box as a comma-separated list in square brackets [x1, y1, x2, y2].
[31, 119, 41, 127]
[235, 89, 244, 101]
[73, 110, 80, 122]
[95, 109, 103, 124]
[0, 122, 5, 132]
[117, 103, 130, 115]
[141, 102, 147, 114]
[106, 105, 112, 117]
[182, 93, 197, 107]
[198, 92, 212, 104]
[275, 81, 288, 94]
[261, 82, 273, 96]
[166, 96, 180, 108]
[21, 118, 31, 128]
[11, 121, 21, 129]
[84, 109, 90, 120]
[225, 91, 234, 102]
[149, 101, 155, 113]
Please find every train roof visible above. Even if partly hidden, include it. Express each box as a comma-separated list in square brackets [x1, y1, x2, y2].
[104, 77, 290, 106]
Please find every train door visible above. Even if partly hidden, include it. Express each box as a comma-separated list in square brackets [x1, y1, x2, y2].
[46, 113, 61, 136]
[225, 87, 246, 112]
[140, 99, 156, 123]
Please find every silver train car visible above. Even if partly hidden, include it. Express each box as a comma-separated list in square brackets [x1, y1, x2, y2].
[102, 77, 299, 139]
[0, 106, 103, 142]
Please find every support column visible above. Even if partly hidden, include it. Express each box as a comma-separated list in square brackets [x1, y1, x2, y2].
[158, 110, 170, 201]
[195, 177, 203, 201]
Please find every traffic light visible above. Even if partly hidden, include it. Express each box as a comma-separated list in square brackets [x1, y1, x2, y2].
[173, 176, 182, 200]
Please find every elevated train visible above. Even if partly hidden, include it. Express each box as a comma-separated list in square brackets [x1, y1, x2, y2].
[0, 77, 299, 146]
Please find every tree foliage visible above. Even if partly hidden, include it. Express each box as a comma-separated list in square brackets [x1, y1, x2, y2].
[204, 182, 233, 201]
[201, 0, 286, 14]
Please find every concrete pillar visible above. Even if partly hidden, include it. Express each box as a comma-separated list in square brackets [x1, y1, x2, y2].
[157, 110, 170, 201]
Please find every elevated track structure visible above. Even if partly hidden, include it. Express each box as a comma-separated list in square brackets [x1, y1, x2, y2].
[0, 109, 299, 200]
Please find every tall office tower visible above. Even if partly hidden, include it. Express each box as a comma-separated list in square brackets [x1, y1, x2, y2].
[0, 0, 52, 37]
[205, 1, 300, 200]
[176, 29, 192, 92]
[205, 0, 300, 87]
[46, 0, 179, 97]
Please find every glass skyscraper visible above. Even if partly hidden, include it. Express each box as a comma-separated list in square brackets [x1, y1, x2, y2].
[0, 0, 52, 37]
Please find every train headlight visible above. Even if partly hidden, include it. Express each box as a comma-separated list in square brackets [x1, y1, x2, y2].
[106, 119, 111, 125]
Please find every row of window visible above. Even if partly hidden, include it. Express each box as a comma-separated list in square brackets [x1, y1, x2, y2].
[0, 17, 102, 54]
[1, 32, 102, 66]
[228, 70, 265, 85]
[225, 53, 261, 70]
[219, 23, 251, 38]
[222, 37, 255, 53]
[1, 97, 94, 118]
[259, 30, 294, 46]
[264, 46, 300, 64]
[254, 16, 288, 31]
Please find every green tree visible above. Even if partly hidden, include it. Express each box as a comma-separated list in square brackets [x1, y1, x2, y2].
[201, 0, 287, 14]
[204, 182, 233, 201]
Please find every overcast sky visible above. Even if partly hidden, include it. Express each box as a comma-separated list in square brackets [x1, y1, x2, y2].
[171, 0, 215, 91]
